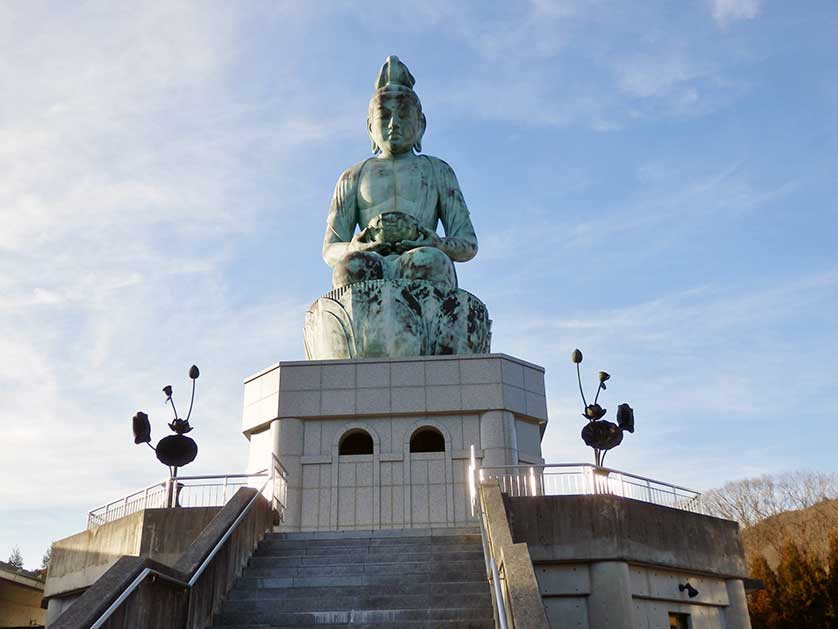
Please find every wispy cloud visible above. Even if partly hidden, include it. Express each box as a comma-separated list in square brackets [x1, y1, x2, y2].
[0, 2, 329, 565]
[708, 0, 763, 28]
[492, 270, 838, 488]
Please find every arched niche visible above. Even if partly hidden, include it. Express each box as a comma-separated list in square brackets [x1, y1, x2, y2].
[338, 429, 374, 455]
[409, 426, 446, 453]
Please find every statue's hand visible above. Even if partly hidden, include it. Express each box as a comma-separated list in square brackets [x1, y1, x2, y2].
[349, 227, 386, 253]
[395, 226, 443, 254]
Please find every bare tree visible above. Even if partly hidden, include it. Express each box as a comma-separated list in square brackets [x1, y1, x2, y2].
[703, 471, 838, 527]
[704, 471, 838, 568]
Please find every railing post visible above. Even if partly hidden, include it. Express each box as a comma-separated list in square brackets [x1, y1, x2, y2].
[166, 478, 174, 509]
[468, 445, 476, 517]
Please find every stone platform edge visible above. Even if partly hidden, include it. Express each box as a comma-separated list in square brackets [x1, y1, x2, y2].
[244, 353, 545, 383]
[241, 353, 549, 436]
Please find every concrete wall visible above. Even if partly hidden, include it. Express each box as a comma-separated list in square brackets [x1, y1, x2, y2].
[242, 354, 548, 531]
[44, 506, 219, 625]
[0, 576, 46, 627]
[505, 494, 747, 577]
[504, 495, 751, 629]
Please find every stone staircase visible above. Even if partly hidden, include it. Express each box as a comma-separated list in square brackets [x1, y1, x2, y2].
[210, 527, 494, 628]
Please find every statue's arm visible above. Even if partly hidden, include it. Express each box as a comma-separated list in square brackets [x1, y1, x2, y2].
[322, 168, 360, 267]
[434, 158, 478, 262]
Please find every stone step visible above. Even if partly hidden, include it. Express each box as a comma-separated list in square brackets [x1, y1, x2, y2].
[227, 582, 490, 601]
[249, 550, 484, 566]
[209, 621, 494, 629]
[214, 606, 495, 626]
[211, 528, 492, 628]
[268, 527, 479, 541]
[234, 571, 487, 590]
[256, 538, 481, 552]
[221, 592, 491, 614]
[245, 559, 486, 579]
[259, 535, 482, 550]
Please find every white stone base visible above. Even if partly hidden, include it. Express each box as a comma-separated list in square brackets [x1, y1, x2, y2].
[241, 354, 548, 531]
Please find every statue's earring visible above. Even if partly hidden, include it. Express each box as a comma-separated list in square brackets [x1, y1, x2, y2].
[368, 119, 380, 155]
[413, 114, 426, 153]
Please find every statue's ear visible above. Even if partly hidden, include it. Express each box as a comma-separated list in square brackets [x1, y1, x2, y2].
[413, 113, 427, 153]
[367, 117, 380, 155]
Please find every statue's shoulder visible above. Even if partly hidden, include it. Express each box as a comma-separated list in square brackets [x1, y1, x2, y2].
[337, 157, 376, 183]
[420, 154, 452, 169]
[420, 154, 459, 182]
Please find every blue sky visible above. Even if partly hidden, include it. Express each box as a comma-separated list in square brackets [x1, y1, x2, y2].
[1, 0, 836, 569]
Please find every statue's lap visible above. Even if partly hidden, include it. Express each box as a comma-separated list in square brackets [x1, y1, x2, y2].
[332, 247, 456, 290]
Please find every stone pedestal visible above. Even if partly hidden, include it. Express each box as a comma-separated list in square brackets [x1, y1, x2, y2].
[241, 354, 548, 531]
[303, 279, 491, 360]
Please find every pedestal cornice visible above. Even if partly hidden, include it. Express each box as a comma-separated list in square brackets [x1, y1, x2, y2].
[241, 353, 548, 436]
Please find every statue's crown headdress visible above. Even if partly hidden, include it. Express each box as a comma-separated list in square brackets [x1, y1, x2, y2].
[375, 55, 416, 92]
[368, 55, 425, 154]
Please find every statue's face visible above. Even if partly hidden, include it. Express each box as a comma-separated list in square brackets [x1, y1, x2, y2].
[368, 92, 423, 156]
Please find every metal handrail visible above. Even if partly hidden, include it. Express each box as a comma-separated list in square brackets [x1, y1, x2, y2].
[87, 468, 274, 529]
[470, 446, 509, 629]
[481, 462, 701, 495]
[479, 462, 703, 513]
[90, 463, 283, 629]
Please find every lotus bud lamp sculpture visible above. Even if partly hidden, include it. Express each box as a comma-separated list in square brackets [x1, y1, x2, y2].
[571, 349, 634, 467]
[132, 365, 200, 480]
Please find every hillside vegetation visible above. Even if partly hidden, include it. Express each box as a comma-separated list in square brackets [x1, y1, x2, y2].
[704, 471, 838, 628]
[742, 498, 838, 569]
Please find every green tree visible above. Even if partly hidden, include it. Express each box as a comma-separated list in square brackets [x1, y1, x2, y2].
[7, 547, 23, 569]
[34, 546, 52, 579]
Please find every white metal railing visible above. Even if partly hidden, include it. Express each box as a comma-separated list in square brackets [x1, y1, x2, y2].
[478, 462, 704, 513]
[89, 460, 285, 629]
[469, 446, 510, 629]
[87, 456, 288, 529]
[467, 452, 704, 628]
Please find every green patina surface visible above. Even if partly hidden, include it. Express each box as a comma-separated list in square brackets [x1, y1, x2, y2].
[306, 56, 490, 359]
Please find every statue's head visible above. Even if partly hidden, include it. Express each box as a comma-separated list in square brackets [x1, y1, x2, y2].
[368, 56, 426, 156]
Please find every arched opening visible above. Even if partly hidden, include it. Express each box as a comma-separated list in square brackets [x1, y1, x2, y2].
[409, 427, 446, 453]
[339, 429, 374, 455]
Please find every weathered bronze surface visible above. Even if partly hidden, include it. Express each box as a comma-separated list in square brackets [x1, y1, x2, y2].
[306, 56, 489, 359]
[305, 279, 490, 359]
